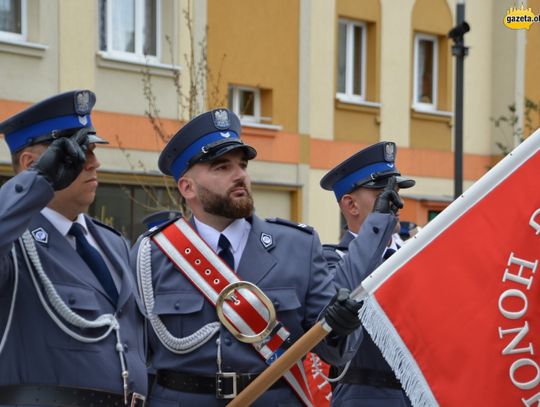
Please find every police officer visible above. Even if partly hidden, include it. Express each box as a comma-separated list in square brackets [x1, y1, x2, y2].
[132, 108, 400, 406]
[0, 91, 147, 406]
[320, 141, 415, 407]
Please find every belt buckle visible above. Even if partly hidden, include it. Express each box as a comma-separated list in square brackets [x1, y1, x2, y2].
[216, 372, 237, 399]
[130, 392, 146, 407]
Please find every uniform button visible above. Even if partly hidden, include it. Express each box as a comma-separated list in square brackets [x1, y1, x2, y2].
[224, 337, 232, 346]
[273, 300, 280, 307]
[372, 226, 379, 234]
[174, 301, 180, 310]
[15, 184, 23, 193]
[123, 343, 128, 352]
[117, 308, 123, 318]
[68, 296, 76, 305]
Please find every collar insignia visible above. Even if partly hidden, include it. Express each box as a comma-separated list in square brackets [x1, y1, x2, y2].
[31, 227, 48, 244]
[260, 232, 273, 248]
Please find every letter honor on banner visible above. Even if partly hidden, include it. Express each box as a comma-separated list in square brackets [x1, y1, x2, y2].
[358, 129, 540, 406]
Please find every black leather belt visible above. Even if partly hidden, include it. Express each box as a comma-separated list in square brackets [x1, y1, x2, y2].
[156, 369, 289, 399]
[0, 384, 146, 407]
[338, 367, 402, 389]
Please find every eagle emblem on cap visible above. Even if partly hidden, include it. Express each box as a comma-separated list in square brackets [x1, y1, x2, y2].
[75, 91, 91, 115]
[384, 142, 395, 162]
[213, 109, 230, 130]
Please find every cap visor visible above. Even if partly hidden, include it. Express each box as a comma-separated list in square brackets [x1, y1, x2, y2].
[198, 143, 257, 162]
[361, 175, 415, 189]
[88, 134, 109, 144]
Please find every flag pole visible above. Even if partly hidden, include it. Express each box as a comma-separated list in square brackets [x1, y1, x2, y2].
[228, 285, 369, 407]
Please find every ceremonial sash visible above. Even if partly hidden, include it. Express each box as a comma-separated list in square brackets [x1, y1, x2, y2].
[152, 218, 313, 406]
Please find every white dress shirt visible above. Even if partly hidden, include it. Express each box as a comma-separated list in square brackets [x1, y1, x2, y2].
[41, 207, 121, 290]
[194, 217, 251, 271]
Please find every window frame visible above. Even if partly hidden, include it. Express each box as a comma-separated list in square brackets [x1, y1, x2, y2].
[229, 85, 262, 124]
[0, 0, 26, 43]
[99, 0, 161, 64]
[336, 18, 367, 104]
[413, 33, 439, 112]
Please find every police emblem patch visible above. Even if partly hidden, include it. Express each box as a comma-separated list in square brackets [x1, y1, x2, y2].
[260, 233, 273, 248]
[31, 227, 48, 244]
[213, 109, 230, 129]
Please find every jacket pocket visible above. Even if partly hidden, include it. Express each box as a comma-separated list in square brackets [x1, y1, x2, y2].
[152, 291, 205, 337]
[45, 283, 105, 351]
[264, 287, 301, 312]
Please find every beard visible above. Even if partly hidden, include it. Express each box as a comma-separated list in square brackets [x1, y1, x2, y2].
[197, 182, 254, 219]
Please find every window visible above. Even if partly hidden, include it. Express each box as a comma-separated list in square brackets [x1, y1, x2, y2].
[0, 0, 25, 42]
[413, 33, 438, 111]
[337, 19, 366, 102]
[90, 182, 177, 243]
[428, 209, 441, 222]
[228, 85, 261, 123]
[99, 0, 159, 62]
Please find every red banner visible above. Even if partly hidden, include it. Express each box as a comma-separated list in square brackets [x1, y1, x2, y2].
[359, 130, 540, 406]
[303, 353, 332, 407]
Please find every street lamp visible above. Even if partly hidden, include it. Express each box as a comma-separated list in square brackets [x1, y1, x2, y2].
[449, 1, 470, 199]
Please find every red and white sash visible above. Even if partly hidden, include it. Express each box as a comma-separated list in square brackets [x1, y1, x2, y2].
[152, 218, 313, 406]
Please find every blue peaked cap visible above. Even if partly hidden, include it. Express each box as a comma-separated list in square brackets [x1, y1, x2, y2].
[320, 141, 415, 201]
[0, 90, 108, 154]
[158, 108, 257, 180]
[142, 210, 182, 230]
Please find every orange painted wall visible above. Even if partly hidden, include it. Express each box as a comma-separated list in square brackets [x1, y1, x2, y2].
[0, 99, 492, 182]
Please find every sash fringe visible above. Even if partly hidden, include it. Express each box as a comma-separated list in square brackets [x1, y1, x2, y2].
[359, 296, 439, 407]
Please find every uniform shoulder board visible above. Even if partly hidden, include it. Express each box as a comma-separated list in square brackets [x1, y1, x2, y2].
[322, 243, 347, 262]
[91, 218, 122, 236]
[144, 215, 182, 237]
[265, 217, 314, 234]
[322, 243, 348, 252]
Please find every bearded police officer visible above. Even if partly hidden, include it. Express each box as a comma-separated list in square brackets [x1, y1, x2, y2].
[132, 108, 400, 406]
[0, 91, 147, 406]
[320, 141, 415, 407]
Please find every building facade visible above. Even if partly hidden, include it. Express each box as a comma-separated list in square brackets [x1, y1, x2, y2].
[0, 0, 538, 243]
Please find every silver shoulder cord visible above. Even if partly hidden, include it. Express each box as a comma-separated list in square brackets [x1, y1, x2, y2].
[19, 230, 131, 403]
[136, 236, 220, 354]
[310, 355, 351, 384]
[0, 245, 19, 356]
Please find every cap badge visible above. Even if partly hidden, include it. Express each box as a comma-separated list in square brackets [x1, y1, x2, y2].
[78, 115, 88, 126]
[75, 91, 92, 115]
[213, 109, 230, 130]
[31, 227, 48, 244]
[384, 143, 395, 162]
[260, 232, 273, 248]
[220, 132, 231, 138]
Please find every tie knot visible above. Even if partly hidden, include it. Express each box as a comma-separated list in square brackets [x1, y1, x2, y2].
[218, 234, 231, 251]
[69, 222, 86, 238]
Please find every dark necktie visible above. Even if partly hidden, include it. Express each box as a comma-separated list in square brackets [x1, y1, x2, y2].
[218, 234, 235, 270]
[383, 247, 397, 260]
[69, 223, 119, 304]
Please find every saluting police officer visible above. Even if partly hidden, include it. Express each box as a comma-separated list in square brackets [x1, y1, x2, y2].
[0, 91, 147, 406]
[320, 141, 415, 407]
[132, 108, 400, 406]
